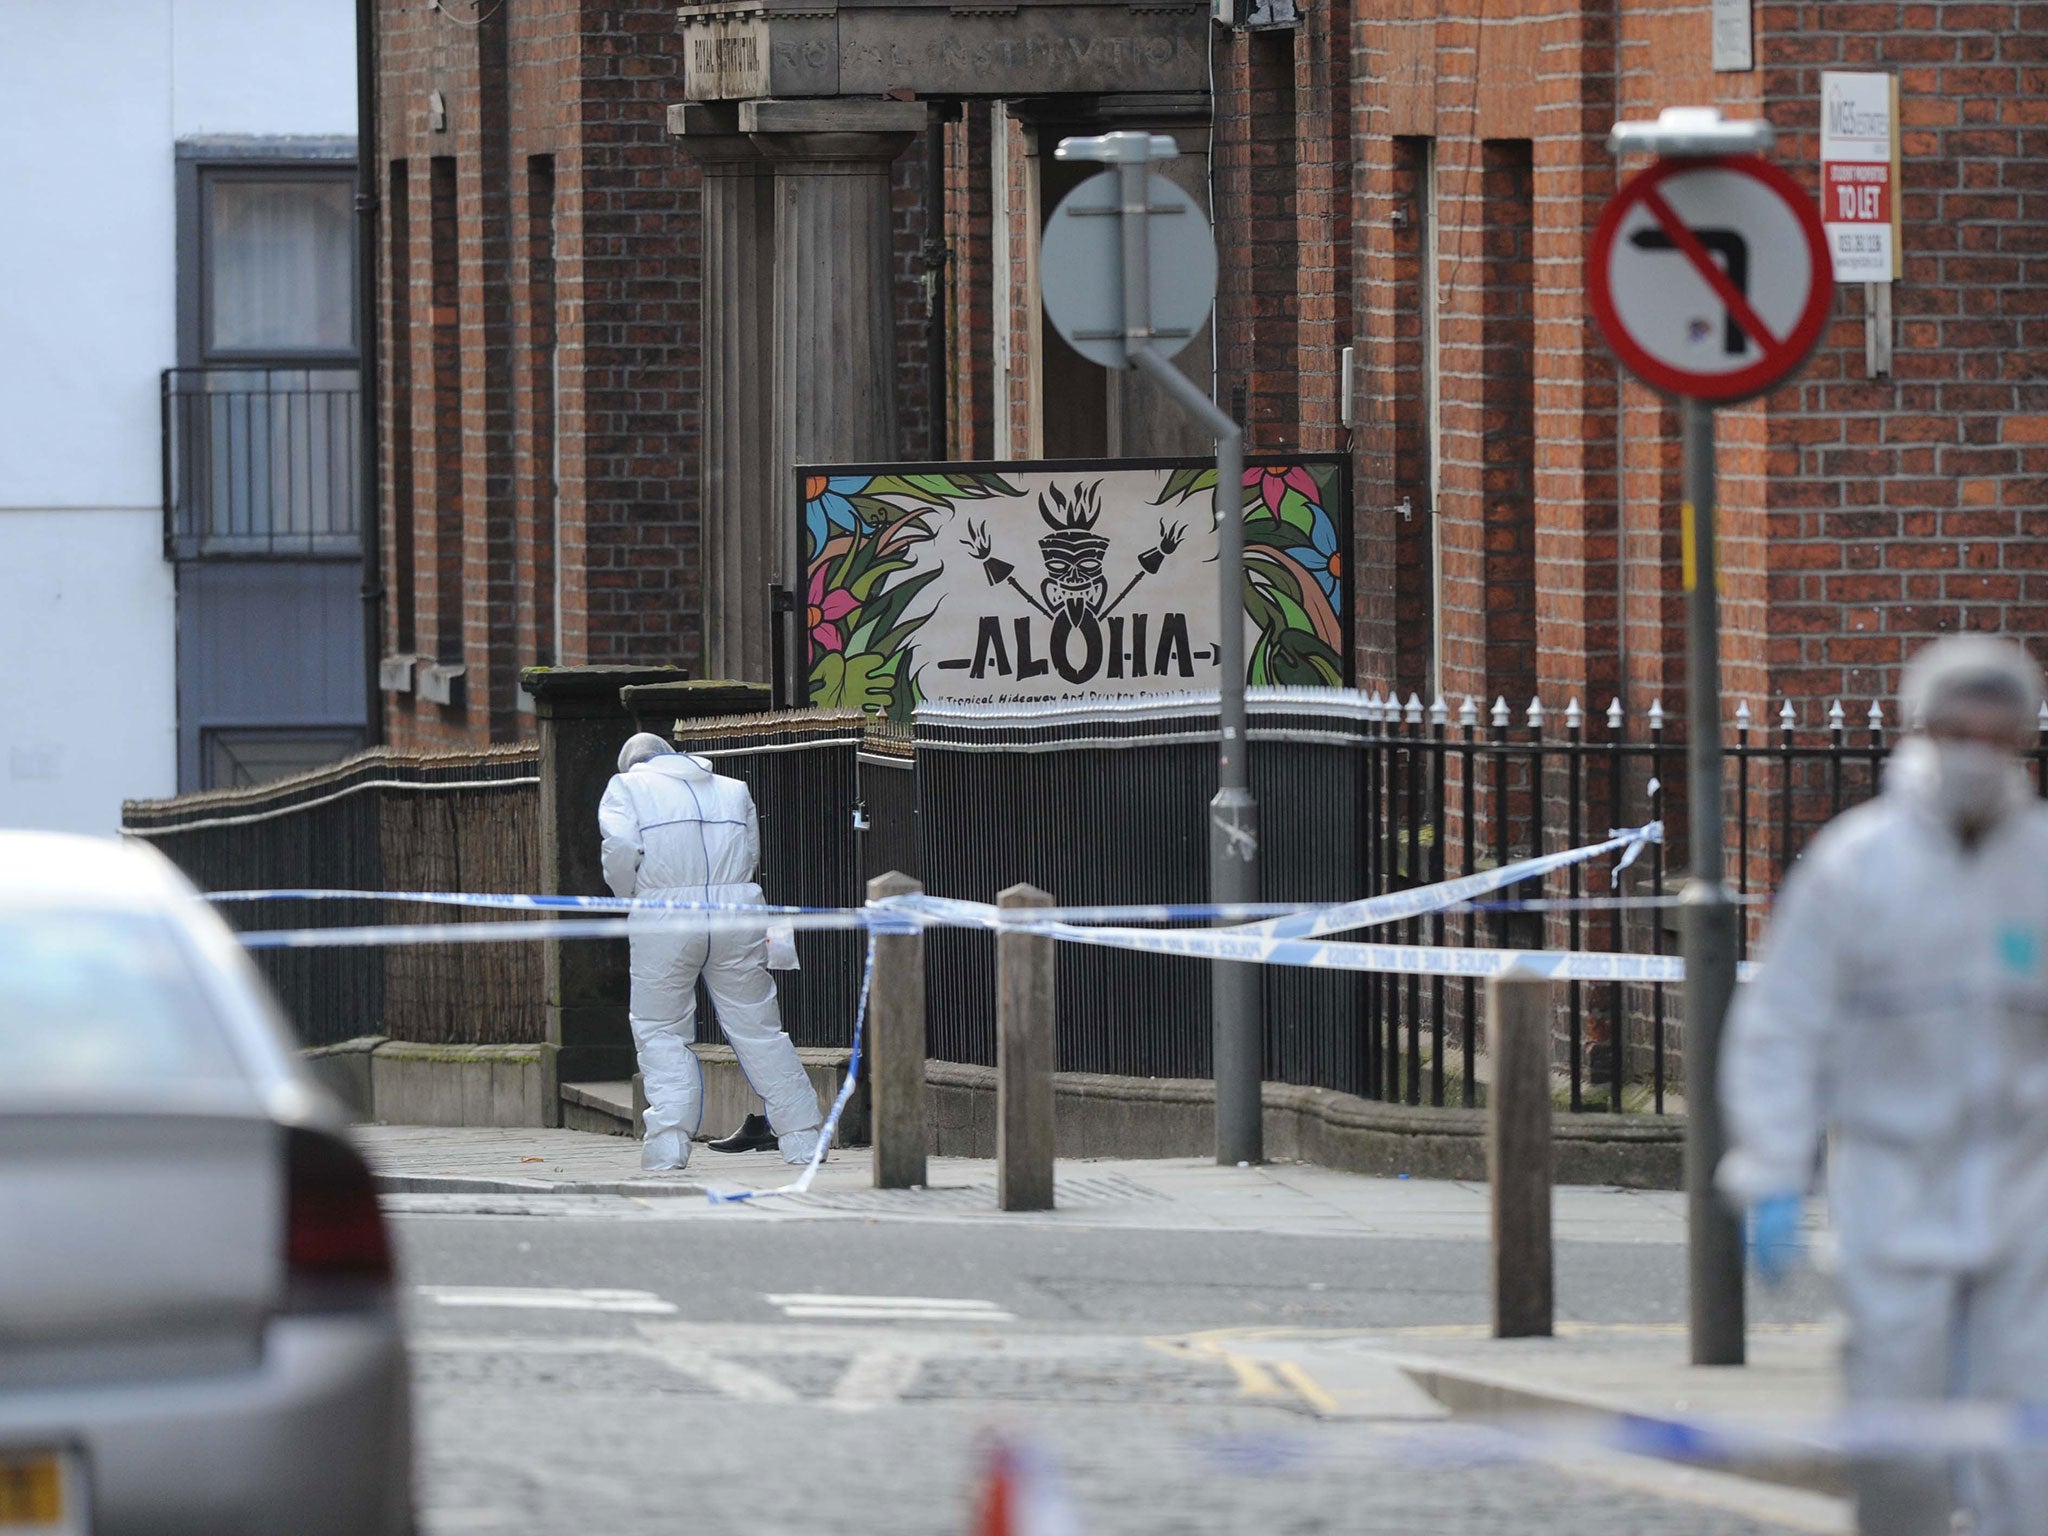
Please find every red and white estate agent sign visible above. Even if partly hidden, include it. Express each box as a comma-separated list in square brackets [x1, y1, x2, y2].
[1820, 71, 1901, 282]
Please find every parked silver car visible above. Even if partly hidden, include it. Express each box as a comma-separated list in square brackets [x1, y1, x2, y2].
[0, 831, 410, 1536]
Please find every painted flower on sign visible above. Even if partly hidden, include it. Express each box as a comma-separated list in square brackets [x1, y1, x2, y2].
[1247, 463, 1321, 521]
[803, 475, 869, 556]
[800, 468, 1026, 717]
[1296, 509, 1343, 603]
[807, 564, 857, 654]
[1151, 458, 1349, 688]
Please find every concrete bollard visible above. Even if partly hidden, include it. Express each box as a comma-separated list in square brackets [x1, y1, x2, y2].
[1488, 971, 1555, 1339]
[997, 883, 1056, 1211]
[867, 870, 926, 1189]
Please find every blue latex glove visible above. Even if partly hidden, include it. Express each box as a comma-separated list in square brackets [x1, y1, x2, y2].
[1747, 1193, 1806, 1287]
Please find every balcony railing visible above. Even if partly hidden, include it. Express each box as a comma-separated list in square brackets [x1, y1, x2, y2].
[162, 367, 361, 560]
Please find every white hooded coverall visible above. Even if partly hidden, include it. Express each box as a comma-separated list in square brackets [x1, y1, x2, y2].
[598, 751, 822, 1171]
[1721, 739, 2048, 1536]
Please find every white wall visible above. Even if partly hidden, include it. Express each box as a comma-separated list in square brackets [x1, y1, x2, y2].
[0, 2, 354, 832]
[172, 0, 358, 139]
[0, 512, 179, 833]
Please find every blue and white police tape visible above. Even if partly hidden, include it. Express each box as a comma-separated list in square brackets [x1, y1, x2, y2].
[1202, 1398, 2048, 1471]
[217, 819, 1663, 946]
[702, 918, 913, 1206]
[226, 903, 1318, 950]
[210, 888, 836, 915]
[1225, 821, 1661, 942]
[212, 886, 1324, 926]
[237, 899, 1718, 982]
[893, 893, 1723, 984]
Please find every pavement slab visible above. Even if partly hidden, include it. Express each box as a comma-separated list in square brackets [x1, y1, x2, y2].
[354, 1125, 1693, 1241]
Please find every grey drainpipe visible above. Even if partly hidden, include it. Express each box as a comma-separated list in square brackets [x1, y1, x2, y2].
[355, 0, 385, 746]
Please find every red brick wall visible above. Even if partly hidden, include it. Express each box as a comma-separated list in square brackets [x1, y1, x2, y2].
[998, 110, 1035, 456]
[377, 0, 703, 752]
[1216, 32, 1302, 448]
[893, 145, 934, 463]
[427, 154, 463, 670]
[1379, 137, 1429, 701]
[945, 107, 996, 461]
[373, 1, 2048, 752]
[568, 6, 701, 677]
[1300, 1, 2048, 733]
[1294, 0, 1354, 459]
[1476, 138, 1538, 712]
[1753, 0, 2048, 713]
[386, 159, 416, 658]
[520, 153, 559, 670]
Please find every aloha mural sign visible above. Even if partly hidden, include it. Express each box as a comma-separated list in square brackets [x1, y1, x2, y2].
[799, 456, 1350, 717]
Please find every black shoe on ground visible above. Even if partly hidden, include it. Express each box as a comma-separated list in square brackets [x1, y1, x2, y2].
[708, 1112, 778, 1153]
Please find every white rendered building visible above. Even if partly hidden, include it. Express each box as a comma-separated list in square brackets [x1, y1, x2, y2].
[0, 1, 363, 833]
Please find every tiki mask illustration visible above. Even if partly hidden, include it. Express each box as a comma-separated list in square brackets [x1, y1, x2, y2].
[1037, 482, 1111, 625]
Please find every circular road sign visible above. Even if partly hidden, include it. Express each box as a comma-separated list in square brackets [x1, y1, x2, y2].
[1589, 155, 1833, 403]
[1040, 170, 1217, 371]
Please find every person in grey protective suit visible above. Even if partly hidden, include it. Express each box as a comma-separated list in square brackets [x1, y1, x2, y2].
[599, 733, 823, 1172]
[1720, 634, 2048, 1536]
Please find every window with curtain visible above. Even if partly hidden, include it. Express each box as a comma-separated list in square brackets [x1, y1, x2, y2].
[204, 174, 355, 357]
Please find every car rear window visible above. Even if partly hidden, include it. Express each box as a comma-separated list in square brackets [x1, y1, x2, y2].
[0, 911, 247, 1090]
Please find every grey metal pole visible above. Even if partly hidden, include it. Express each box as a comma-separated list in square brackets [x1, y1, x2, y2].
[1113, 153, 1261, 1166]
[1680, 397, 1745, 1366]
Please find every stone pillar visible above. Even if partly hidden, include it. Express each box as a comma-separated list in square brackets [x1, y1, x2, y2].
[674, 118, 777, 684]
[746, 99, 923, 704]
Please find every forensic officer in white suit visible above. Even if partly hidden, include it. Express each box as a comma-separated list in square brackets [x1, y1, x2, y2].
[599, 733, 823, 1172]
[1720, 635, 2048, 1536]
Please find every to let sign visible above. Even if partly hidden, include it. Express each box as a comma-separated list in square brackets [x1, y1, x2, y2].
[1820, 71, 1901, 282]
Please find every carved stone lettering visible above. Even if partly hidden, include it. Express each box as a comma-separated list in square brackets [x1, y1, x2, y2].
[683, 13, 769, 100]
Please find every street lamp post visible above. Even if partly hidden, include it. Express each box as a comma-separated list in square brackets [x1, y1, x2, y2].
[1051, 131, 1262, 1166]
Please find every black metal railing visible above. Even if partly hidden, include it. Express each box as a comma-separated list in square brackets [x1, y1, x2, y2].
[123, 746, 540, 1049]
[162, 366, 361, 560]
[903, 688, 2048, 1113]
[124, 689, 2048, 1113]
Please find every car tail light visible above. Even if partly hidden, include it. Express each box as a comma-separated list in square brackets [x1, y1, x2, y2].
[286, 1125, 391, 1294]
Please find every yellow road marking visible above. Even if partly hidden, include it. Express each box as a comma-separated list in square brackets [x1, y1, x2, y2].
[1223, 1352, 1289, 1397]
[1272, 1359, 1342, 1416]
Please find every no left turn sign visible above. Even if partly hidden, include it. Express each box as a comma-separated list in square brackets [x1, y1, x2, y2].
[1589, 155, 1833, 403]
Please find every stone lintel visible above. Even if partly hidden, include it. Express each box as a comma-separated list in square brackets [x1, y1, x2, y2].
[667, 101, 743, 138]
[518, 664, 689, 721]
[738, 97, 927, 136]
[617, 679, 773, 733]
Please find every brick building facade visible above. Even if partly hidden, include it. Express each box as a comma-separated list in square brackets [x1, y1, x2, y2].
[1209, 0, 2046, 723]
[373, 0, 932, 750]
[374, 0, 2045, 751]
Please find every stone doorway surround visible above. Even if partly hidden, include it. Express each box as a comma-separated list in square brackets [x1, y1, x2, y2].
[668, 0, 1212, 689]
